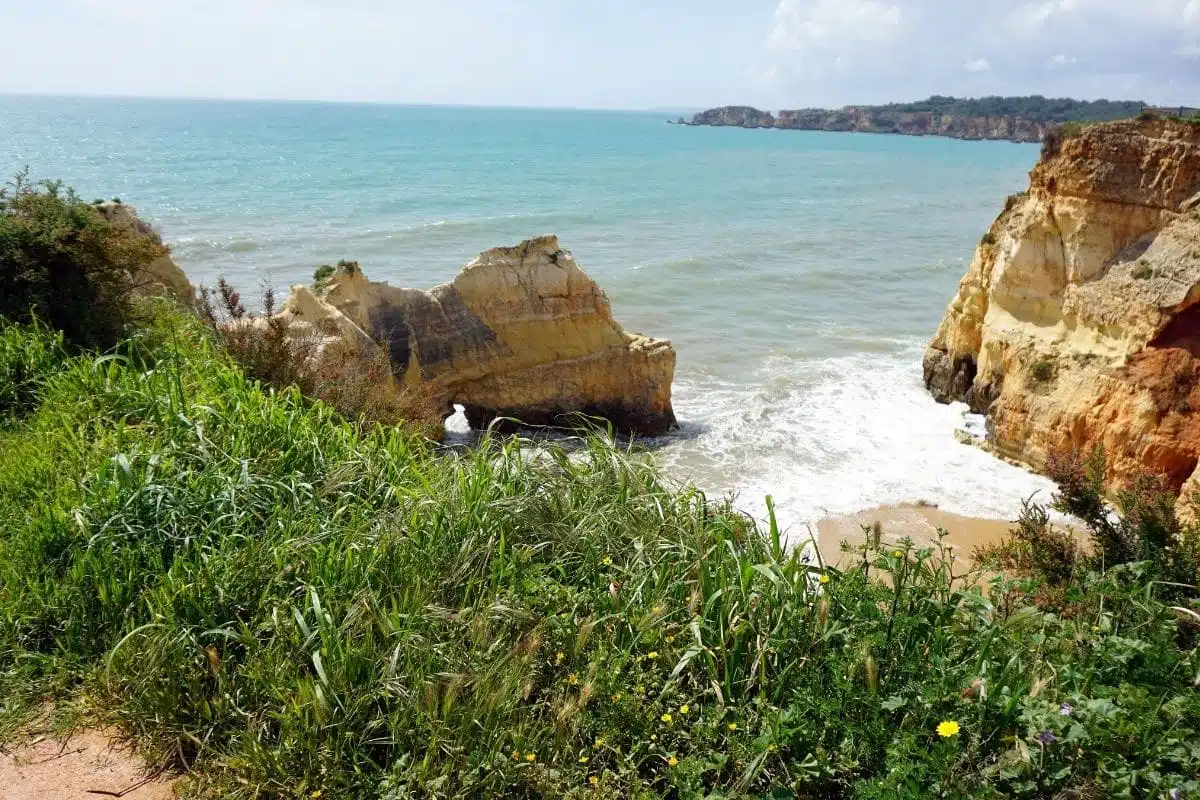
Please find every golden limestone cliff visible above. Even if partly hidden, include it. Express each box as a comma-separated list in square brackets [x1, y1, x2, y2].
[94, 201, 194, 304]
[278, 235, 677, 439]
[924, 118, 1200, 514]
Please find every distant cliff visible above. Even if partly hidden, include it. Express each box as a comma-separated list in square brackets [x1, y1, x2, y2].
[684, 96, 1148, 144]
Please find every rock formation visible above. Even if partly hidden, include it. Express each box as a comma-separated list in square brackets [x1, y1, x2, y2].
[685, 106, 1047, 143]
[278, 235, 677, 439]
[94, 202, 194, 304]
[924, 118, 1200, 510]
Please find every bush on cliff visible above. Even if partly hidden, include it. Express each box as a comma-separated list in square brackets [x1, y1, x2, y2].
[1, 310, 1198, 799]
[0, 171, 168, 350]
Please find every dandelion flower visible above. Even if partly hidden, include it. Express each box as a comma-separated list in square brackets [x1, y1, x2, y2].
[767, 744, 778, 753]
[667, 756, 678, 767]
[666, 635, 675, 643]
[567, 673, 580, 685]
[893, 550, 904, 558]
[525, 753, 537, 763]
[611, 693, 622, 702]
[511, 751, 521, 761]
[594, 737, 605, 747]
[589, 776, 599, 786]
[647, 651, 659, 660]
[819, 573, 830, 584]
[727, 722, 738, 731]
[936, 720, 960, 738]
[602, 556, 613, 566]
[661, 713, 673, 723]
[679, 704, 690, 714]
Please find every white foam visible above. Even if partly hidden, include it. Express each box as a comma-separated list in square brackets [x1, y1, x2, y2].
[654, 344, 1059, 538]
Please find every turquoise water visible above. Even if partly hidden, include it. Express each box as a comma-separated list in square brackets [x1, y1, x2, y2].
[1, 95, 1058, 530]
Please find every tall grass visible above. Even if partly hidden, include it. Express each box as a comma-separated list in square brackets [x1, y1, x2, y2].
[1, 310, 1198, 799]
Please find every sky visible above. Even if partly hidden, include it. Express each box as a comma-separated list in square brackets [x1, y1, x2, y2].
[2, 0, 1198, 108]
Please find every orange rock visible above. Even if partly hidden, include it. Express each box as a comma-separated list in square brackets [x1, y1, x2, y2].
[925, 118, 1200, 518]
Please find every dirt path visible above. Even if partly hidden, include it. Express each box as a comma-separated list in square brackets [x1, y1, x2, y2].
[1, 729, 176, 800]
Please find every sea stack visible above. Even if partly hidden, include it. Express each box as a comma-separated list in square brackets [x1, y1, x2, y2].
[924, 118, 1200, 512]
[276, 235, 678, 439]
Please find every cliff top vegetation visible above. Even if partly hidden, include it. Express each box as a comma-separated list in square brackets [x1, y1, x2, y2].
[0, 177, 1198, 799]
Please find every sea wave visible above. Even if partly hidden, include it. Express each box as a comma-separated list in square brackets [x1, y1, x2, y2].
[654, 344, 1058, 540]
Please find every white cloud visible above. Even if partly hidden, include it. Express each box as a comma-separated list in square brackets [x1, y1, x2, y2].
[767, 0, 904, 53]
[1049, 53, 1077, 65]
[963, 58, 992, 72]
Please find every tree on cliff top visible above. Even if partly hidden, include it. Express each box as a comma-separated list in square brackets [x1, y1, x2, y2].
[0, 170, 167, 350]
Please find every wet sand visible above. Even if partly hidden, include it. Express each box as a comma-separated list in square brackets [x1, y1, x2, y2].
[816, 503, 1020, 568]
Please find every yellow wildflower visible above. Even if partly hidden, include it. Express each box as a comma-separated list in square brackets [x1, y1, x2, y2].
[511, 751, 521, 761]
[668, 756, 679, 767]
[666, 635, 675, 643]
[611, 693, 622, 702]
[727, 722, 738, 731]
[819, 573, 830, 584]
[525, 753, 537, 763]
[589, 776, 599, 786]
[555, 651, 565, 665]
[937, 720, 961, 738]
[579, 755, 590, 764]
[567, 673, 580, 685]
[650, 734, 657, 741]
[635, 685, 646, 695]
[647, 651, 659, 660]
[602, 556, 613, 566]
[893, 550, 904, 558]
[661, 713, 673, 723]
[594, 737, 606, 747]
[311, 793, 322, 799]
[679, 704, 690, 714]
[767, 743, 778, 753]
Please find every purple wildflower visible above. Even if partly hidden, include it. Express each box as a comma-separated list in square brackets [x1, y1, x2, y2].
[1036, 730, 1057, 744]
[1059, 703, 1074, 717]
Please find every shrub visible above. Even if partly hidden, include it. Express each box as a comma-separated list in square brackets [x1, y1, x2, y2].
[981, 232, 997, 246]
[1029, 358, 1057, 385]
[980, 447, 1200, 593]
[199, 278, 442, 434]
[0, 171, 168, 350]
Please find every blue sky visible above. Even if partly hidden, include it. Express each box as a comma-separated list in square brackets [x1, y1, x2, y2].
[3, 0, 1198, 108]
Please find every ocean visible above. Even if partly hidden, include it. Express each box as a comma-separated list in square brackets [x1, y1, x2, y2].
[1, 95, 1058, 533]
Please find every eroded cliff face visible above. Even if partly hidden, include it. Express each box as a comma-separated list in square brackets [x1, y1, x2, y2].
[94, 202, 194, 304]
[924, 119, 1200, 508]
[279, 236, 677, 439]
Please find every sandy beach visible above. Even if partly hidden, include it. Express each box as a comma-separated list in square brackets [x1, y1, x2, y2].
[816, 503, 1021, 568]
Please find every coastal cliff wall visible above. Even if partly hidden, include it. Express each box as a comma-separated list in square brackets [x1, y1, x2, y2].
[923, 119, 1200, 509]
[278, 235, 677, 438]
[686, 106, 1047, 142]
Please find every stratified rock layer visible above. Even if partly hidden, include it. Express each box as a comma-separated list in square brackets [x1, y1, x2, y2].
[924, 119, 1200, 510]
[280, 236, 677, 438]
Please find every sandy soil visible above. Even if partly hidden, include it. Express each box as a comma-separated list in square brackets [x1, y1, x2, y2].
[0, 729, 175, 800]
[816, 503, 1020, 569]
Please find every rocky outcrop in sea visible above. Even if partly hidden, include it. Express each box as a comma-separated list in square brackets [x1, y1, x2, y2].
[275, 235, 678, 438]
[924, 118, 1200, 513]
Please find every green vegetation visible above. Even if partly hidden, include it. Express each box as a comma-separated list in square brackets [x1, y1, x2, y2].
[0, 171, 167, 350]
[876, 96, 1146, 124]
[1029, 359, 1058, 385]
[1, 179, 1198, 798]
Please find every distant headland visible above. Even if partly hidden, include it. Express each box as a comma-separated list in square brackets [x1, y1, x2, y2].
[674, 96, 1174, 143]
